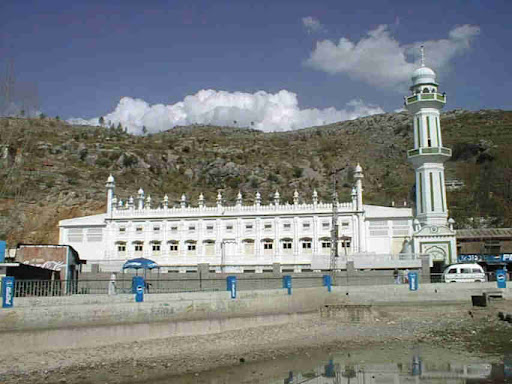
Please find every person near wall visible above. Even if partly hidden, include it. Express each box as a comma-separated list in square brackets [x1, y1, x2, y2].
[108, 272, 117, 295]
[393, 269, 400, 284]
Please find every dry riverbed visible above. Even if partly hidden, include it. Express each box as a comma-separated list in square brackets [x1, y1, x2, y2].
[0, 302, 510, 384]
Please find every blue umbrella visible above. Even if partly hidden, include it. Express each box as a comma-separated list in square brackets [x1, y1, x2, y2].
[122, 257, 159, 270]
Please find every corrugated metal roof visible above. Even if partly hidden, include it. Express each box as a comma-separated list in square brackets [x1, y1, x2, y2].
[456, 228, 512, 239]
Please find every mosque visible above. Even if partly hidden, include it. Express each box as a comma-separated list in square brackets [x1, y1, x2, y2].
[59, 55, 457, 273]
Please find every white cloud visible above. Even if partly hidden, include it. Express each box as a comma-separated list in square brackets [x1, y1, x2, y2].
[305, 24, 480, 89]
[302, 16, 326, 34]
[68, 89, 383, 134]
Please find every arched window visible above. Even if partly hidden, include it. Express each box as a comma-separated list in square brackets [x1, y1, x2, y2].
[168, 240, 178, 252]
[116, 241, 126, 254]
[133, 241, 143, 253]
[281, 238, 293, 253]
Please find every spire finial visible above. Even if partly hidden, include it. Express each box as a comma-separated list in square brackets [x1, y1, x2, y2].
[420, 45, 425, 67]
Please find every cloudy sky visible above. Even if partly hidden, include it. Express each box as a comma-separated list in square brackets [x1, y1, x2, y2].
[0, 0, 510, 133]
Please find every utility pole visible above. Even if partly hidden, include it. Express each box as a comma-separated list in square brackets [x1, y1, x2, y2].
[330, 172, 339, 284]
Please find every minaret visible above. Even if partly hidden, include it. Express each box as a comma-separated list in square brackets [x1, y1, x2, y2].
[405, 47, 456, 266]
[405, 47, 450, 227]
[105, 175, 115, 216]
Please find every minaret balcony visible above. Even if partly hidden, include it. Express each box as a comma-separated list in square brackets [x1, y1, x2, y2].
[407, 146, 452, 159]
[405, 93, 446, 109]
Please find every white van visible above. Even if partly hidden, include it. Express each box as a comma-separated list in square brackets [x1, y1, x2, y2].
[443, 263, 486, 283]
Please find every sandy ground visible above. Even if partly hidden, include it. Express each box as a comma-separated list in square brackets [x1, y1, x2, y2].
[0, 301, 510, 384]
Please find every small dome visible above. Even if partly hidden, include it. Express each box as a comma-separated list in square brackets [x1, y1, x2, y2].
[107, 174, 114, 183]
[411, 66, 437, 86]
[355, 163, 363, 173]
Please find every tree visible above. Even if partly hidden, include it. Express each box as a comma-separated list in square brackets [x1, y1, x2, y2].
[55, 115, 60, 121]
[99, 116, 104, 126]
[39, 113, 46, 119]
[142, 125, 147, 135]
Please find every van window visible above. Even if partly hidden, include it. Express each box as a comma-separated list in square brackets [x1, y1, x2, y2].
[472, 268, 482, 273]
[461, 268, 471, 274]
[447, 268, 457, 274]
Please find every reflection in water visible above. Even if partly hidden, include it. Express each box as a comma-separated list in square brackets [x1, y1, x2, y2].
[281, 354, 511, 384]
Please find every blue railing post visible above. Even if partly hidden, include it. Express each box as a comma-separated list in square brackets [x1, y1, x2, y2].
[227, 276, 237, 298]
[1, 276, 15, 308]
[283, 275, 292, 295]
[323, 275, 332, 292]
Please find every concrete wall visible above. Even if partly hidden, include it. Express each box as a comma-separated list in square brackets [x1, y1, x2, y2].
[0, 283, 509, 356]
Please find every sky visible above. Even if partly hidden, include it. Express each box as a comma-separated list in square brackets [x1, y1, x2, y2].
[0, 0, 510, 133]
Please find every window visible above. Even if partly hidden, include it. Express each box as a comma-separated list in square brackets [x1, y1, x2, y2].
[342, 240, 351, 248]
[302, 242, 312, 249]
[136, 226, 143, 233]
[264, 242, 273, 250]
[135, 244, 143, 252]
[226, 224, 234, 232]
[461, 268, 471, 274]
[169, 243, 178, 251]
[264, 223, 272, 231]
[187, 244, 196, 251]
[119, 227, 126, 234]
[170, 225, 178, 233]
[206, 225, 214, 233]
[245, 224, 253, 231]
[322, 222, 330, 229]
[341, 222, 349, 228]
[283, 223, 291, 231]
[152, 244, 161, 252]
[153, 225, 160, 233]
[188, 225, 196, 232]
[117, 244, 126, 252]
[282, 242, 292, 249]
[322, 242, 331, 248]
[448, 268, 457, 274]
[302, 223, 310, 230]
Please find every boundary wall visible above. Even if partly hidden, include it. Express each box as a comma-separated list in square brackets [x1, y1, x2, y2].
[0, 283, 509, 356]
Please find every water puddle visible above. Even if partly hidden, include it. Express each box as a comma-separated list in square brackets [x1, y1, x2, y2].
[148, 346, 512, 384]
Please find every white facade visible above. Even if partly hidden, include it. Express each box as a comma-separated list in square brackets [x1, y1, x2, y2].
[405, 49, 457, 265]
[59, 165, 416, 272]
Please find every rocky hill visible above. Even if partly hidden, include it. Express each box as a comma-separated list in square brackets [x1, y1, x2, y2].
[0, 109, 511, 246]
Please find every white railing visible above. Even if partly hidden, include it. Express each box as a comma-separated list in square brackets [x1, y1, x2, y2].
[112, 201, 355, 219]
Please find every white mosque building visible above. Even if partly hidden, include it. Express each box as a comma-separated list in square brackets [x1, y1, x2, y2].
[59, 54, 456, 273]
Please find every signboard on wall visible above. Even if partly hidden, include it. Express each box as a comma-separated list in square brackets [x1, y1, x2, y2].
[458, 254, 512, 264]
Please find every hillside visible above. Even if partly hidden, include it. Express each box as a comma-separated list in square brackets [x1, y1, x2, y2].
[0, 110, 511, 246]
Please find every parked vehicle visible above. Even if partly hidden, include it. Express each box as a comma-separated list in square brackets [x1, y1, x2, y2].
[443, 263, 486, 283]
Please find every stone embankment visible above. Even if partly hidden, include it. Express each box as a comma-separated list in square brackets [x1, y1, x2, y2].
[0, 283, 510, 383]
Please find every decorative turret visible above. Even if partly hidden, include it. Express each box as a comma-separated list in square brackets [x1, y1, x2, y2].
[273, 190, 280, 206]
[146, 195, 152, 209]
[137, 188, 144, 210]
[255, 191, 261, 206]
[163, 195, 169, 208]
[312, 189, 318, 205]
[198, 193, 205, 208]
[128, 196, 134, 209]
[181, 194, 187, 208]
[105, 174, 115, 216]
[293, 190, 299, 205]
[351, 186, 357, 210]
[217, 191, 223, 207]
[405, 46, 451, 227]
[236, 191, 242, 207]
[353, 164, 363, 211]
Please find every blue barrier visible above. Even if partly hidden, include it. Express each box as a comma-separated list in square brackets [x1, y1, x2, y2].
[497, 269, 507, 289]
[408, 272, 418, 291]
[2, 277, 15, 308]
[133, 276, 145, 302]
[322, 275, 332, 292]
[283, 275, 292, 295]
